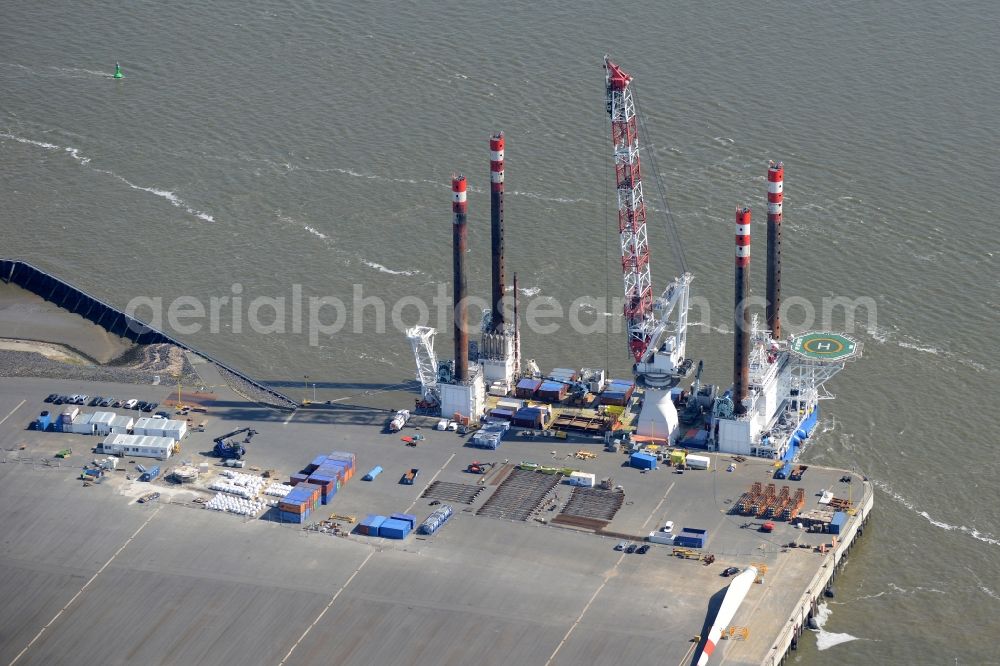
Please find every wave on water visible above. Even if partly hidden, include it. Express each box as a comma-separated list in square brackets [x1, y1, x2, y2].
[50, 65, 112, 78]
[504, 189, 591, 205]
[896, 341, 944, 355]
[362, 260, 419, 277]
[689, 320, 730, 334]
[113, 177, 214, 222]
[1, 133, 60, 150]
[1, 62, 111, 79]
[303, 225, 328, 240]
[873, 480, 1000, 546]
[1, 131, 215, 222]
[64, 147, 91, 165]
[519, 287, 541, 297]
[810, 603, 861, 651]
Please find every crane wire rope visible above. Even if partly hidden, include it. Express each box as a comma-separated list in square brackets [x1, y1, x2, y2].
[631, 87, 689, 276]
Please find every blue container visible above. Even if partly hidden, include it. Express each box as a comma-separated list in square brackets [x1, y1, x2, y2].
[829, 511, 847, 535]
[326, 451, 356, 469]
[629, 452, 657, 470]
[318, 460, 349, 478]
[284, 487, 311, 504]
[279, 510, 308, 523]
[140, 465, 160, 482]
[390, 513, 417, 529]
[305, 455, 328, 474]
[290, 472, 309, 486]
[378, 518, 411, 539]
[363, 466, 383, 481]
[359, 515, 387, 536]
[675, 527, 706, 548]
[36, 412, 52, 431]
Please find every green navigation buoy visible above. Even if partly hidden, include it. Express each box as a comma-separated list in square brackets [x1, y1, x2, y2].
[113, 61, 124, 79]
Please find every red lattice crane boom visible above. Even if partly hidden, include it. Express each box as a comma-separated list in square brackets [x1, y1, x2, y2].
[605, 57, 654, 362]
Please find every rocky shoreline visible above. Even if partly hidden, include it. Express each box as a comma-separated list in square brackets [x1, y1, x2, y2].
[215, 364, 298, 411]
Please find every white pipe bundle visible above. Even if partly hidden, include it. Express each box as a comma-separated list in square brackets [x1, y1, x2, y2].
[208, 480, 257, 498]
[204, 492, 265, 516]
[264, 483, 294, 497]
[218, 471, 267, 492]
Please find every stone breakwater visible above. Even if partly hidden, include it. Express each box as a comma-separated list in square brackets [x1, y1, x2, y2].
[215, 365, 298, 411]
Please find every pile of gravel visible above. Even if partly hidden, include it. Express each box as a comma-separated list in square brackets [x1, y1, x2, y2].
[0, 342, 199, 386]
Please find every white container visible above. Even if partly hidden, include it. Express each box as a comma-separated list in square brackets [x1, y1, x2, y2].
[686, 454, 711, 470]
[569, 472, 596, 487]
[648, 531, 674, 545]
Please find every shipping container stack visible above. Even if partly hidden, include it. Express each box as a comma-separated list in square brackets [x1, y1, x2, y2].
[282, 450, 357, 520]
[600, 378, 635, 406]
[278, 484, 321, 523]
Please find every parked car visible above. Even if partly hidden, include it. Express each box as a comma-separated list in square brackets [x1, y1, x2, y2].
[112, 400, 123, 408]
[625, 544, 638, 554]
[89, 396, 103, 407]
[124, 399, 138, 409]
[44, 394, 58, 403]
[637, 545, 650, 555]
[136, 401, 148, 411]
[142, 402, 157, 413]
[662, 520, 674, 534]
[446, 421, 458, 431]
[722, 567, 741, 577]
[100, 397, 114, 407]
[435, 419, 448, 431]
[53, 396, 64, 405]
[154, 411, 169, 418]
[615, 541, 628, 551]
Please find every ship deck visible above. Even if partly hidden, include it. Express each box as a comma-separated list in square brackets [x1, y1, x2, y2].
[0, 375, 871, 666]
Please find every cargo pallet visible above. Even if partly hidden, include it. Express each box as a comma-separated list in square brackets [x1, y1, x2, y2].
[477, 468, 562, 521]
[559, 487, 624, 522]
[421, 481, 483, 505]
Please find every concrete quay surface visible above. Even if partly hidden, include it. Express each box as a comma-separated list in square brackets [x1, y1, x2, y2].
[0, 376, 871, 666]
